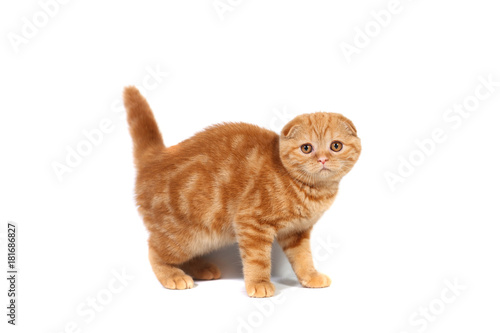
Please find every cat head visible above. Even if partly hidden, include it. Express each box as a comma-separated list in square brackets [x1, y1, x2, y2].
[279, 112, 361, 186]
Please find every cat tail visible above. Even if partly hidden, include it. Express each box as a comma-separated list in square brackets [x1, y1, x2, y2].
[123, 86, 165, 161]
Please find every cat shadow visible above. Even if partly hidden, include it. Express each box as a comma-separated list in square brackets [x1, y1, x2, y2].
[202, 241, 297, 282]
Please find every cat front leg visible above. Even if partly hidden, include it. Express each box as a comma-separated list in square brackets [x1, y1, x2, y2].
[235, 218, 276, 298]
[277, 228, 331, 288]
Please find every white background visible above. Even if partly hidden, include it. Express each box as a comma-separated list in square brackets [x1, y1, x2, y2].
[1, 0, 500, 332]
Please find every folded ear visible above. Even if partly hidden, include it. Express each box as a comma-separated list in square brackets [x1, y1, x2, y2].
[281, 122, 300, 139]
[341, 117, 357, 135]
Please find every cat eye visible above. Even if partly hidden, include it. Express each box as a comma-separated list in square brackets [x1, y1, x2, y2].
[330, 141, 343, 152]
[300, 144, 313, 154]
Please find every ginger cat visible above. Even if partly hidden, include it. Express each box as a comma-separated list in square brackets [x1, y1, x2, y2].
[123, 86, 361, 297]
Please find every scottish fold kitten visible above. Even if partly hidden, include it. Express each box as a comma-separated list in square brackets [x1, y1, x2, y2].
[124, 86, 361, 297]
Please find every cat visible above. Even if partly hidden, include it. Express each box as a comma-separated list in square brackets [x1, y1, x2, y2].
[123, 86, 361, 297]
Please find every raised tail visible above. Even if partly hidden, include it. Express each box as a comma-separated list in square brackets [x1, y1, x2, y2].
[123, 86, 164, 162]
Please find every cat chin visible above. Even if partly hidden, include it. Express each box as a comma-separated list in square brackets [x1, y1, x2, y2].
[318, 169, 346, 182]
[314, 167, 336, 175]
[302, 169, 339, 181]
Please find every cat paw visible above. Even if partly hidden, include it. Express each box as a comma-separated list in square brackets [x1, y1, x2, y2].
[162, 273, 194, 290]
[246, 281, 275, 298]
[301, 272, 331, 288]
[192, 263, 221, 280]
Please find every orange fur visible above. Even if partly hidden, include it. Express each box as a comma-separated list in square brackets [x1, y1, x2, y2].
[123, 86, 361, 297]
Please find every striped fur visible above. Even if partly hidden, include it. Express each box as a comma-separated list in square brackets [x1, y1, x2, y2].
[123, 86, 361, 297]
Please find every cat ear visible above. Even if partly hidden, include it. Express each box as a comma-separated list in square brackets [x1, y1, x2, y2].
[281, 123, 300, 139]
[342, 117, 357, 135]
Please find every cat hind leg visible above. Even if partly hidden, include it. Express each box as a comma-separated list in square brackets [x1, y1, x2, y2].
[180, 257, 221, 280]
[148, 246, 194, 290]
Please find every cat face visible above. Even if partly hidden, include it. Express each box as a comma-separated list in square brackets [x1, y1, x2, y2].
[279, 112, 361, 185]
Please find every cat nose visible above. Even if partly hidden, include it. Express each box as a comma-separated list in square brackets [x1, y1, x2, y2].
[318, 157, 328, 164]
